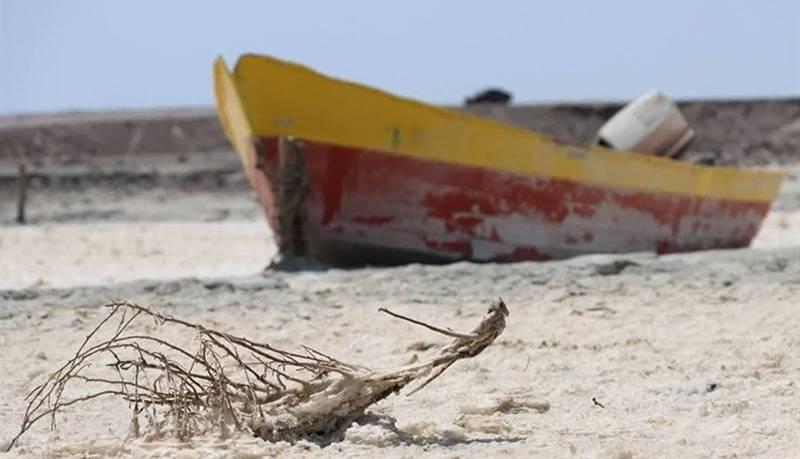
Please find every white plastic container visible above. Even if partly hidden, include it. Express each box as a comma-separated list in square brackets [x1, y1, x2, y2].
[594, 90, 695, 157]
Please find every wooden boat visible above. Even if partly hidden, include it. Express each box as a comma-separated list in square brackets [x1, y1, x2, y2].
[212, 54, 784, 266]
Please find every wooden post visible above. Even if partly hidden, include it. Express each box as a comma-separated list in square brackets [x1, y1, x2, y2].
[16, 163, 27, 224]
[277, 137, 308, 257]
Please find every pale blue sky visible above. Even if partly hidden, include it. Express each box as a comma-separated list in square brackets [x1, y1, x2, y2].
[1, 0, 798, 114]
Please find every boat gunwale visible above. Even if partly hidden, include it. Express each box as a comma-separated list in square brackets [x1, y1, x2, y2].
[214, 53, 785, 204]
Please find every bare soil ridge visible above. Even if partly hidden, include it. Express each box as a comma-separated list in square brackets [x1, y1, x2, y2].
[2, 99, 798, 167]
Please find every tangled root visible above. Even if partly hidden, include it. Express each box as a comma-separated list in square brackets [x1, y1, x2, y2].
[7, 298, 508, 449]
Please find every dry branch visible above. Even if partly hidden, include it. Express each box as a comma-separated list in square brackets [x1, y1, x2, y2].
[7, 298, 508, 449]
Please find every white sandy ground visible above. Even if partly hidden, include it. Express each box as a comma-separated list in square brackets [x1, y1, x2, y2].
[0, 210, 797, 292]
[0, 191, 799, 457]
[0, 221, 276, 290]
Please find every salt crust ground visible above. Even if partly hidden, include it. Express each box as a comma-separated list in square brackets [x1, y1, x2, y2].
[1, 221, 798, 458]
[0, 167, 798, 458]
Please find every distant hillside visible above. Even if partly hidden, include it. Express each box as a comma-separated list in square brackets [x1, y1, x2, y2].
[2, 99, 798, 166]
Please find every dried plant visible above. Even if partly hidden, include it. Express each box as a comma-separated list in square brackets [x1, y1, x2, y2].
[7, 298, 508, 449]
